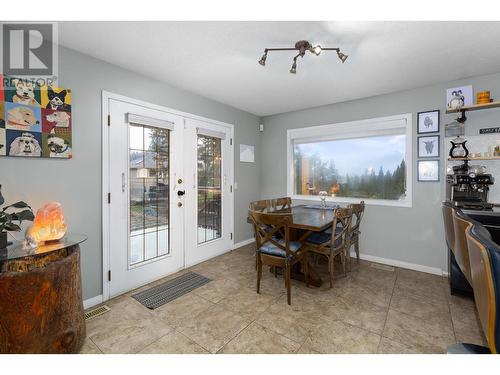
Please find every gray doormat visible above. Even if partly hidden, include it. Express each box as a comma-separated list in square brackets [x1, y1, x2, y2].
[132, 272, 211, 309]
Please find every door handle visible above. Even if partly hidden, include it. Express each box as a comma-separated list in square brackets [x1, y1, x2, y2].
[177, 190, 186, 196]
[121, 173, 125, 192]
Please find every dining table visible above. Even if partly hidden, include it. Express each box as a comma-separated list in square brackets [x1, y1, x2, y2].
[248, 204, 337, 287]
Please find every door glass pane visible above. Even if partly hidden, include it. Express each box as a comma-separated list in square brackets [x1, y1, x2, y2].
[197, 134, 222, 244]
[129, 124, 170, 266]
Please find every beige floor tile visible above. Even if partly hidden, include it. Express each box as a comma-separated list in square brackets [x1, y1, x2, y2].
[79, 248, 463, 355]
[325, 296, 389, 335]
[390, 286, 451, 325]
[335, 282, 393, 309]
[86, 298, 173, 354]
[377, 337, 421, 354]
[79, 337, 102, 354]
[395, 270, 448, 302]
[296, 343, 321, 354]
[153, 293, 215, 329]
[139, 331, 209, 354]
[217, 287, 278, 320]
[305, 320, 381, 354]
[178, 304, 252, 353]
[382, 309, 455, 353]
[255, 295, 323, 343]
[218, 322, 301, 354]
[192, 277, 243, 303]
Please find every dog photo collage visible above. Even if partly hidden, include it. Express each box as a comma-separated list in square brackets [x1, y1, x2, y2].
[0, 75, 72, 159]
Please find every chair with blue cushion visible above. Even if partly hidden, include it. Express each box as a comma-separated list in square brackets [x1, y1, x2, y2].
[304, 207, 352, 288]
[249, 208, 308, 305]
[450, 222, 500, 354]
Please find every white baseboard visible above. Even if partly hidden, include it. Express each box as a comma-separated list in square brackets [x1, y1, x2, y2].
[351, 251, 446, 276]
[83, 294, 103, 310]
[233, 238, 254, 249]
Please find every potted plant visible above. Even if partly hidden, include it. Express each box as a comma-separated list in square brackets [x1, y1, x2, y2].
[0, 185, 34, 250]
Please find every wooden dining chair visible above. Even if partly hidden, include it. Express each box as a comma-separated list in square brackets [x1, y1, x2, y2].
[248, 209, 308, 305]
[269, 197, 292, 211]
[304, 207, 353, 288]
[249, 199, 270, 212]
[347, 201, 365, 269]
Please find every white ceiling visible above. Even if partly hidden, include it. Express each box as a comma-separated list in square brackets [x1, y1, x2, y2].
[59, 21, 500, 116]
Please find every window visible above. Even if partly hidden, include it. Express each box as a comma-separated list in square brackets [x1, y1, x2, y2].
[287, 114, 412, 207]
[197, 134, 222, 244]
[129, 124, 170, 266]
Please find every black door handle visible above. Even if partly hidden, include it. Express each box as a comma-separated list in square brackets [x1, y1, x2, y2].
[177, 190, 185, 196]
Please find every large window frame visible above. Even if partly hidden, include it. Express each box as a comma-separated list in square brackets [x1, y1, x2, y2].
[286, 113, 413, 208]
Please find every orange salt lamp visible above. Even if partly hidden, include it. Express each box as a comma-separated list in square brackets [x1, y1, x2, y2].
[25, 202, 67, 246]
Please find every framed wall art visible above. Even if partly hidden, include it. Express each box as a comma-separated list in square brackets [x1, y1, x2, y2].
[417, 160, 440, 182]
[417, 110, 440, 134]
[418, 135, 440, 158]
[0, 75, 72, 159]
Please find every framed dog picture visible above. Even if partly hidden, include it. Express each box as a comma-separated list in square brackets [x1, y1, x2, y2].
[417, 110, 440, 134]
[0, 75, 72, 159]
[417, 160, 440, 182]
[418, 135, 440, 158]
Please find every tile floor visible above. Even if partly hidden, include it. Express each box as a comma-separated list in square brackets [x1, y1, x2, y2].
[80, 243, 486, 354]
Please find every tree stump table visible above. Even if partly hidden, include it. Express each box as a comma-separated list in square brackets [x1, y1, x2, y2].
[0, 234, 87, 353]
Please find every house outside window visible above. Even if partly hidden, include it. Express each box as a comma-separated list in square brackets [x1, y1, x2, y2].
[287, 114, 413, 207]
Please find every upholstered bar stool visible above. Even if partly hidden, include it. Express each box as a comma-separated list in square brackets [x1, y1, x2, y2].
[448, 222, 499, 354]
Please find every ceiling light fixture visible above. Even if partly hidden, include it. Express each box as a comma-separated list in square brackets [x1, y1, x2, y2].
[258, 40, 348, 74]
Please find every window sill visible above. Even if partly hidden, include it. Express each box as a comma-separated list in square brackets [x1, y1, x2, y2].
[290, 195, 412, 208]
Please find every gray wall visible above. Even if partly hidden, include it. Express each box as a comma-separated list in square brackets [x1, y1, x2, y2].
[261, 71, 500, 273]
[0, 46, 261, 300]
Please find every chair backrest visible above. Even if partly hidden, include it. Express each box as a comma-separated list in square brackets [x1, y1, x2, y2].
[466, 223, 499, 354]
[268, 197, 292, 211]
[442, 203, 456, 251]
[248, 209, 294, 257]
[249, 199, 269, 212]
[332, 207, 353, 249]
[452, 209, 474, 284]
[348, 201, 365, 236]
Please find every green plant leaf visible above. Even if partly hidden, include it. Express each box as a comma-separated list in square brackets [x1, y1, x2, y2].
[4, 222, 21, 232]
[11, 210, 35, 222]
[3, 201, 30, 210]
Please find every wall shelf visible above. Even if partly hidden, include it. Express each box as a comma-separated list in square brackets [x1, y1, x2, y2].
[448, 156, 500, 161]
[446, 101, 500, 114]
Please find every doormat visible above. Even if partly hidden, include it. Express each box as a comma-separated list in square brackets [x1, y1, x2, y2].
[132, 272, 211, 309]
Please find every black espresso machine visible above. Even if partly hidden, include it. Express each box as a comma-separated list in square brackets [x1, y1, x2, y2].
[446, 161, 494, 210]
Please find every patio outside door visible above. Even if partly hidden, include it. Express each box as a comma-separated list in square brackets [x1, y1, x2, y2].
[106, 95, 233, 298]
[108, 98, 185, 298]
[183, 118, 233, 266]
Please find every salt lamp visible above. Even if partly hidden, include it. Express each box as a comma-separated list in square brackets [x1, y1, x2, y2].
[25, 202, 67, 246]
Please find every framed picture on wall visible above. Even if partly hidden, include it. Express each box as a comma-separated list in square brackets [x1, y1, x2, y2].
[417, 160, 440, 182]
[417, 110, 440, 134]
[418, 135, 440, 158]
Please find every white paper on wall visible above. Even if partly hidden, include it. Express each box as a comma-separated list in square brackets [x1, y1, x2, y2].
[240, 144, 254, 163]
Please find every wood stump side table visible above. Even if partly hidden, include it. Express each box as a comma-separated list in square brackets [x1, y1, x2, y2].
[0, 234, 87, 354]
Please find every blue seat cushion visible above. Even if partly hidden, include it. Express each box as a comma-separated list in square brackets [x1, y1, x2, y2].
[306, 231, 343, 247]
[259, 240, 301, 258]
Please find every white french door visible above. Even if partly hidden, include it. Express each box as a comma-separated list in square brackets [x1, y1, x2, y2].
[183, 119, 233, 266]
[106, 95, 233, 298]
